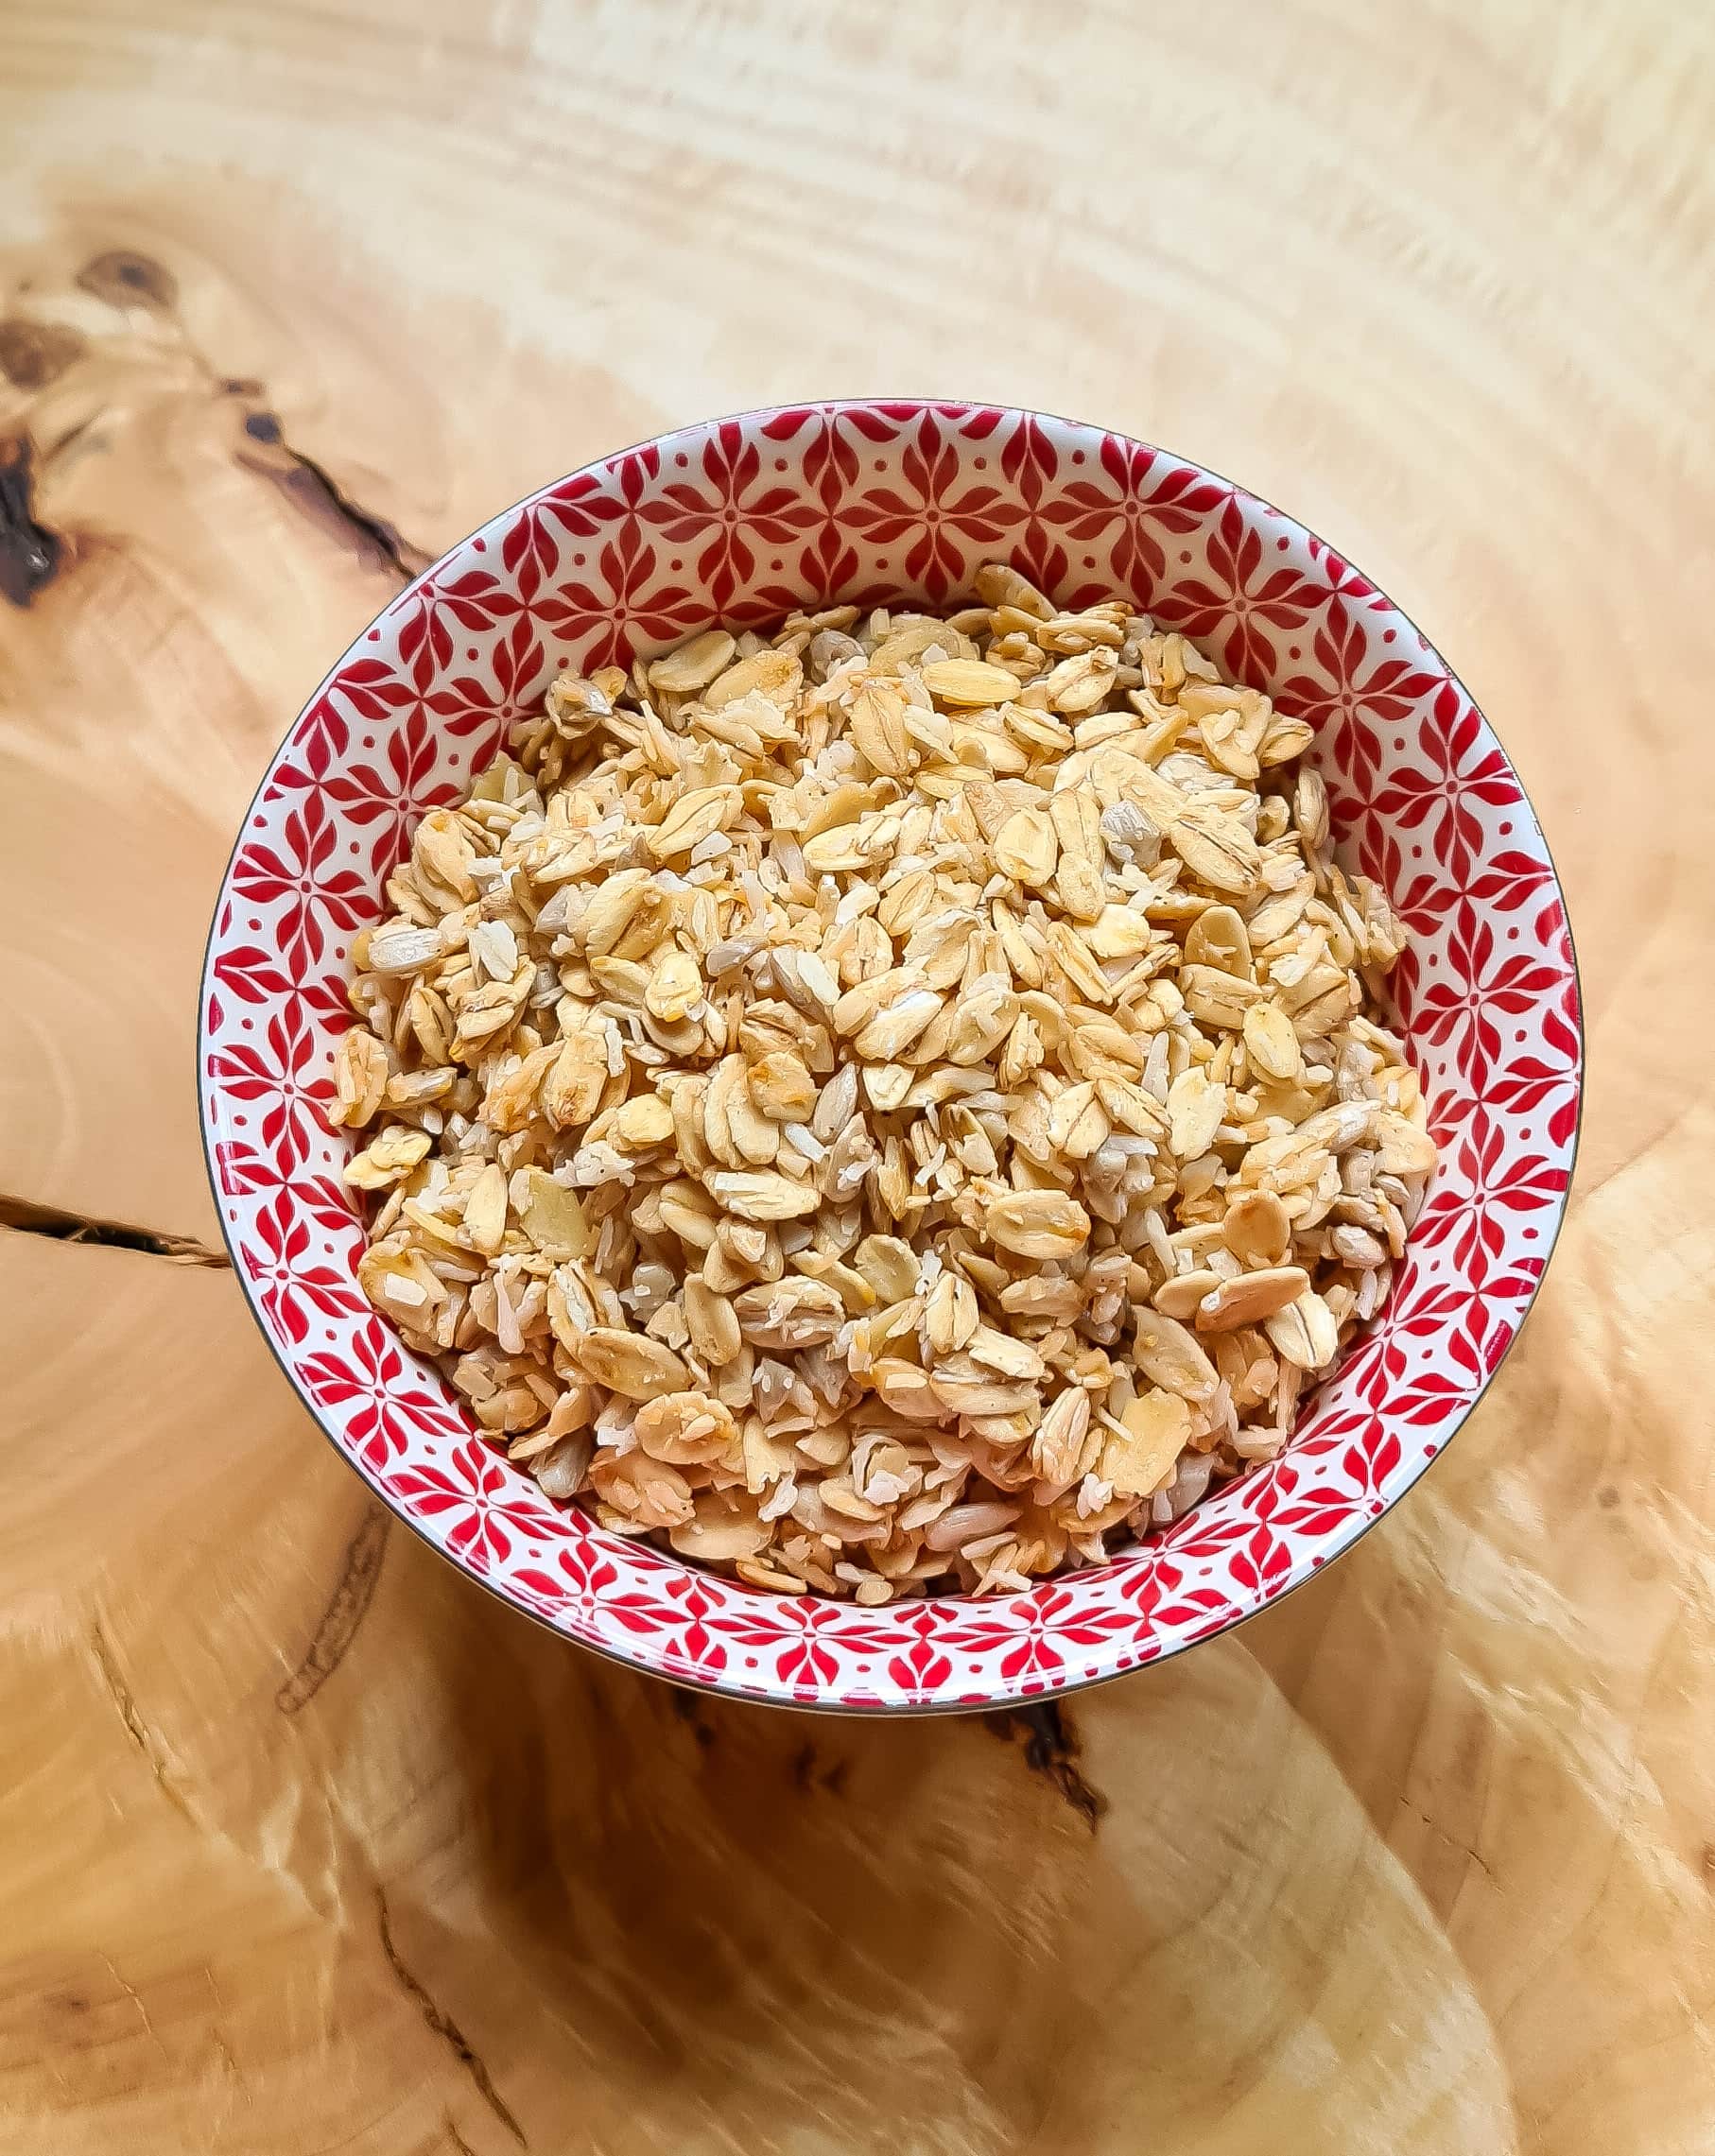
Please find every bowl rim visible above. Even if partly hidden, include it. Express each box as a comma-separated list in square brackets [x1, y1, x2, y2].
[198, 397, 1585, 1716]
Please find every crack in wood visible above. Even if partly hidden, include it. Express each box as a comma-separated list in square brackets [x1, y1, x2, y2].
[89, 1617, 196, 1824]
[667, 1686, 718, 1750]
[41, 410, 100, 470]
[790, 1741, 850, 1798]
[0, 435, 62, 607]
[0, 1193, 231, 1267]
[276, 1508, 391, 1714]
[236, 407, 432, 584]
[984, 1701, 1107, 1830]
[61, 241, 432, 586]
[99, 1953, 171, 2069]
[374, 1888, 528, 2147]
[444, 2115, 479, 2156]
[1412, 1804, 1498, 1883]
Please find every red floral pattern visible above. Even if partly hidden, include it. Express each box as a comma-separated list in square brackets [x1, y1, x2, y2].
[199, 402, 1583, 1712]
[388, 1439, 563, 1576]
[1159, 495, 1324, 684]
[635, 419, 823, 610]
[301, 1321, 469, 1473]
[840, 408, 1016, 600]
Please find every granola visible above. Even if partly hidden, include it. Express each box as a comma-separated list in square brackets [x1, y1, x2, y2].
[333, 566, 1436, 1600]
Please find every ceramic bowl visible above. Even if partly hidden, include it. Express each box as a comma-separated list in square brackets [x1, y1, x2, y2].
[199, 401, 1583, 1712]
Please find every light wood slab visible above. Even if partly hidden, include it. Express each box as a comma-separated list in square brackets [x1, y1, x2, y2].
[3, 4, 1712, 2149]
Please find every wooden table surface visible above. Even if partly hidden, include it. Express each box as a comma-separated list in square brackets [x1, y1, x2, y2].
[4, 4, 1713, 2150]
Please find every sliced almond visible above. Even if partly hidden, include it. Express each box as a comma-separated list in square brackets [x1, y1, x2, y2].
[1264, 1290, 1342, 1371]
[922, 658, 1024, 707]
[1103, 1390, 1192, 1496]
[612, 1094, 675, 1149]
[648, 630, 736, 696]
[1085, 904, 1153, 959]
[848, 681, 913, 776]
[1167, 802, 1260, 895]
[925, 1273, 980, 1356]
[992, 808, 1059, 887]
[1031, 1387, 1093, 1484]
[1152, 1268, 1224, 1320]
[645, 949, 703, 1024]
[648, 786, 739, 863]
[1133, 1311, 1220, 1401]
[709, 1170, 823, 1222]
[1374, 1110, 1439, 1177]
[1185, 904, 1253, 976]
[1196, 1267, 1310, 1331]
[749, 1050, 817, 1122]
[1221, 1188, 1291, 1268]
[1166, 1066, 1224, 1158]
[516, 1169, 592, 1257]
[704, 647, 803, 711]
[344, 1127, 432, 1190]
[1243, 1000, 1304, 1081]
[984, 1187, 1090, 1259]
[461, 1163, 510, 1256]
[573, 1329, 690, 1400]
[684, 1275, 742, 1366]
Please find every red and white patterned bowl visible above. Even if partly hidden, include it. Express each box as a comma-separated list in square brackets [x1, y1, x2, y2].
[199, 402, 1583, 1712]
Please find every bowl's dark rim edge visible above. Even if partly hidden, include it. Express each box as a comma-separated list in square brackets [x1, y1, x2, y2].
[195, 397, 1588, 1721]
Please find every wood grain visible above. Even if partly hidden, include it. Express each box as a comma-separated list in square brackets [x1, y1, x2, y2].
[3, 3, 1712, 2149]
